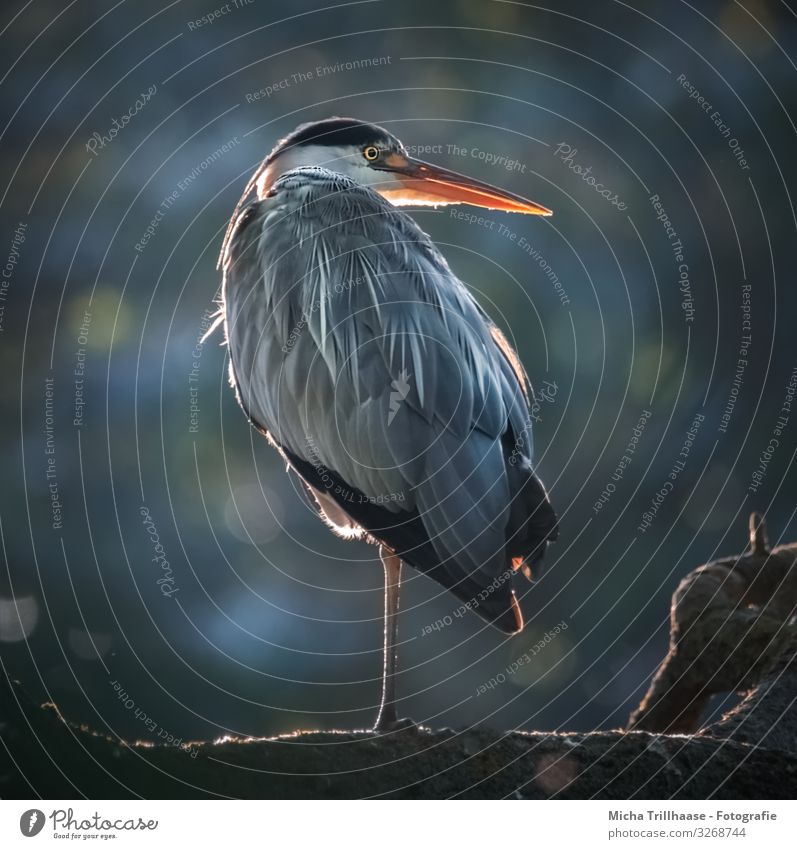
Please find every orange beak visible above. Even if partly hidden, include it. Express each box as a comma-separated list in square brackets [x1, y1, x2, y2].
[377, 152, 552, 216]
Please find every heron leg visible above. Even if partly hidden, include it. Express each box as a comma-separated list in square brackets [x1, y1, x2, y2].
[374, 545, 402, 731]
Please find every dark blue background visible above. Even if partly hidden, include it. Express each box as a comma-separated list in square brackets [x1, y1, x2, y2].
[1, 0, 795, 749]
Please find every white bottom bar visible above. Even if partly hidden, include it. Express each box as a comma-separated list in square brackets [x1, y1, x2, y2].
[1, 800, 794, 847]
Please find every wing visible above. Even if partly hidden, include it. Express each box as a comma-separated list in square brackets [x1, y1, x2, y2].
[222, 166, 556, 632]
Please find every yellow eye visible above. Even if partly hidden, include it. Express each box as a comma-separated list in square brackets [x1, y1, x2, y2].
[363, 145, 380, 161]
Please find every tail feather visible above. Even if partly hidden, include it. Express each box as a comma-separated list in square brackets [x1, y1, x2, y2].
[283, 442, 556, 635]
[504, 435, 558, 583]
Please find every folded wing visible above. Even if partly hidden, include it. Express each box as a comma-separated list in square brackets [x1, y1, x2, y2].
[222, 167, 556, 632]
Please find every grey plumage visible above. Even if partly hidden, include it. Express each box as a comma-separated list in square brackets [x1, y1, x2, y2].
[221, 165, 557, 633]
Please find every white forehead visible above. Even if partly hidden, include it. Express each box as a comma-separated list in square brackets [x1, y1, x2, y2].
[280, 144, 362, 171]
[257, 144, 398, 197]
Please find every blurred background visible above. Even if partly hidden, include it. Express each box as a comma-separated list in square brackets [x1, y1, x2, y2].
[1, 0, 796, 754]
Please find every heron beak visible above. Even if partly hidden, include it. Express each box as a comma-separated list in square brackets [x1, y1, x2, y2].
[377, 152, 552, 215]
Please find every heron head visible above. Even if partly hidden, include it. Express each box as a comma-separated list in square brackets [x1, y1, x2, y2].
[257, 117, 552, 215]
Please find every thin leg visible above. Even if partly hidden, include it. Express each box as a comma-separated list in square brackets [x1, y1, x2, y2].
[374, 545, 402, 731]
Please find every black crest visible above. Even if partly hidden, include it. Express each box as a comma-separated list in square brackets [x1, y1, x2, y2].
[267, 117, 400, 162]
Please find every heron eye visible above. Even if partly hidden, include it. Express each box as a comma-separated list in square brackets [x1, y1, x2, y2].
[363, 146, 380, 162]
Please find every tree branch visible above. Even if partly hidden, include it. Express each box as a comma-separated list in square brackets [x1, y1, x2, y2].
[628, 512, 797, 745]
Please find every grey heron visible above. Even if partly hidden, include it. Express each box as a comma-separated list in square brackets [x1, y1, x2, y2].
[217, 118, 558, 731]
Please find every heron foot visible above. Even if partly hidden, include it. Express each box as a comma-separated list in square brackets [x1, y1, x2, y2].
[371, 716, 416, 734]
